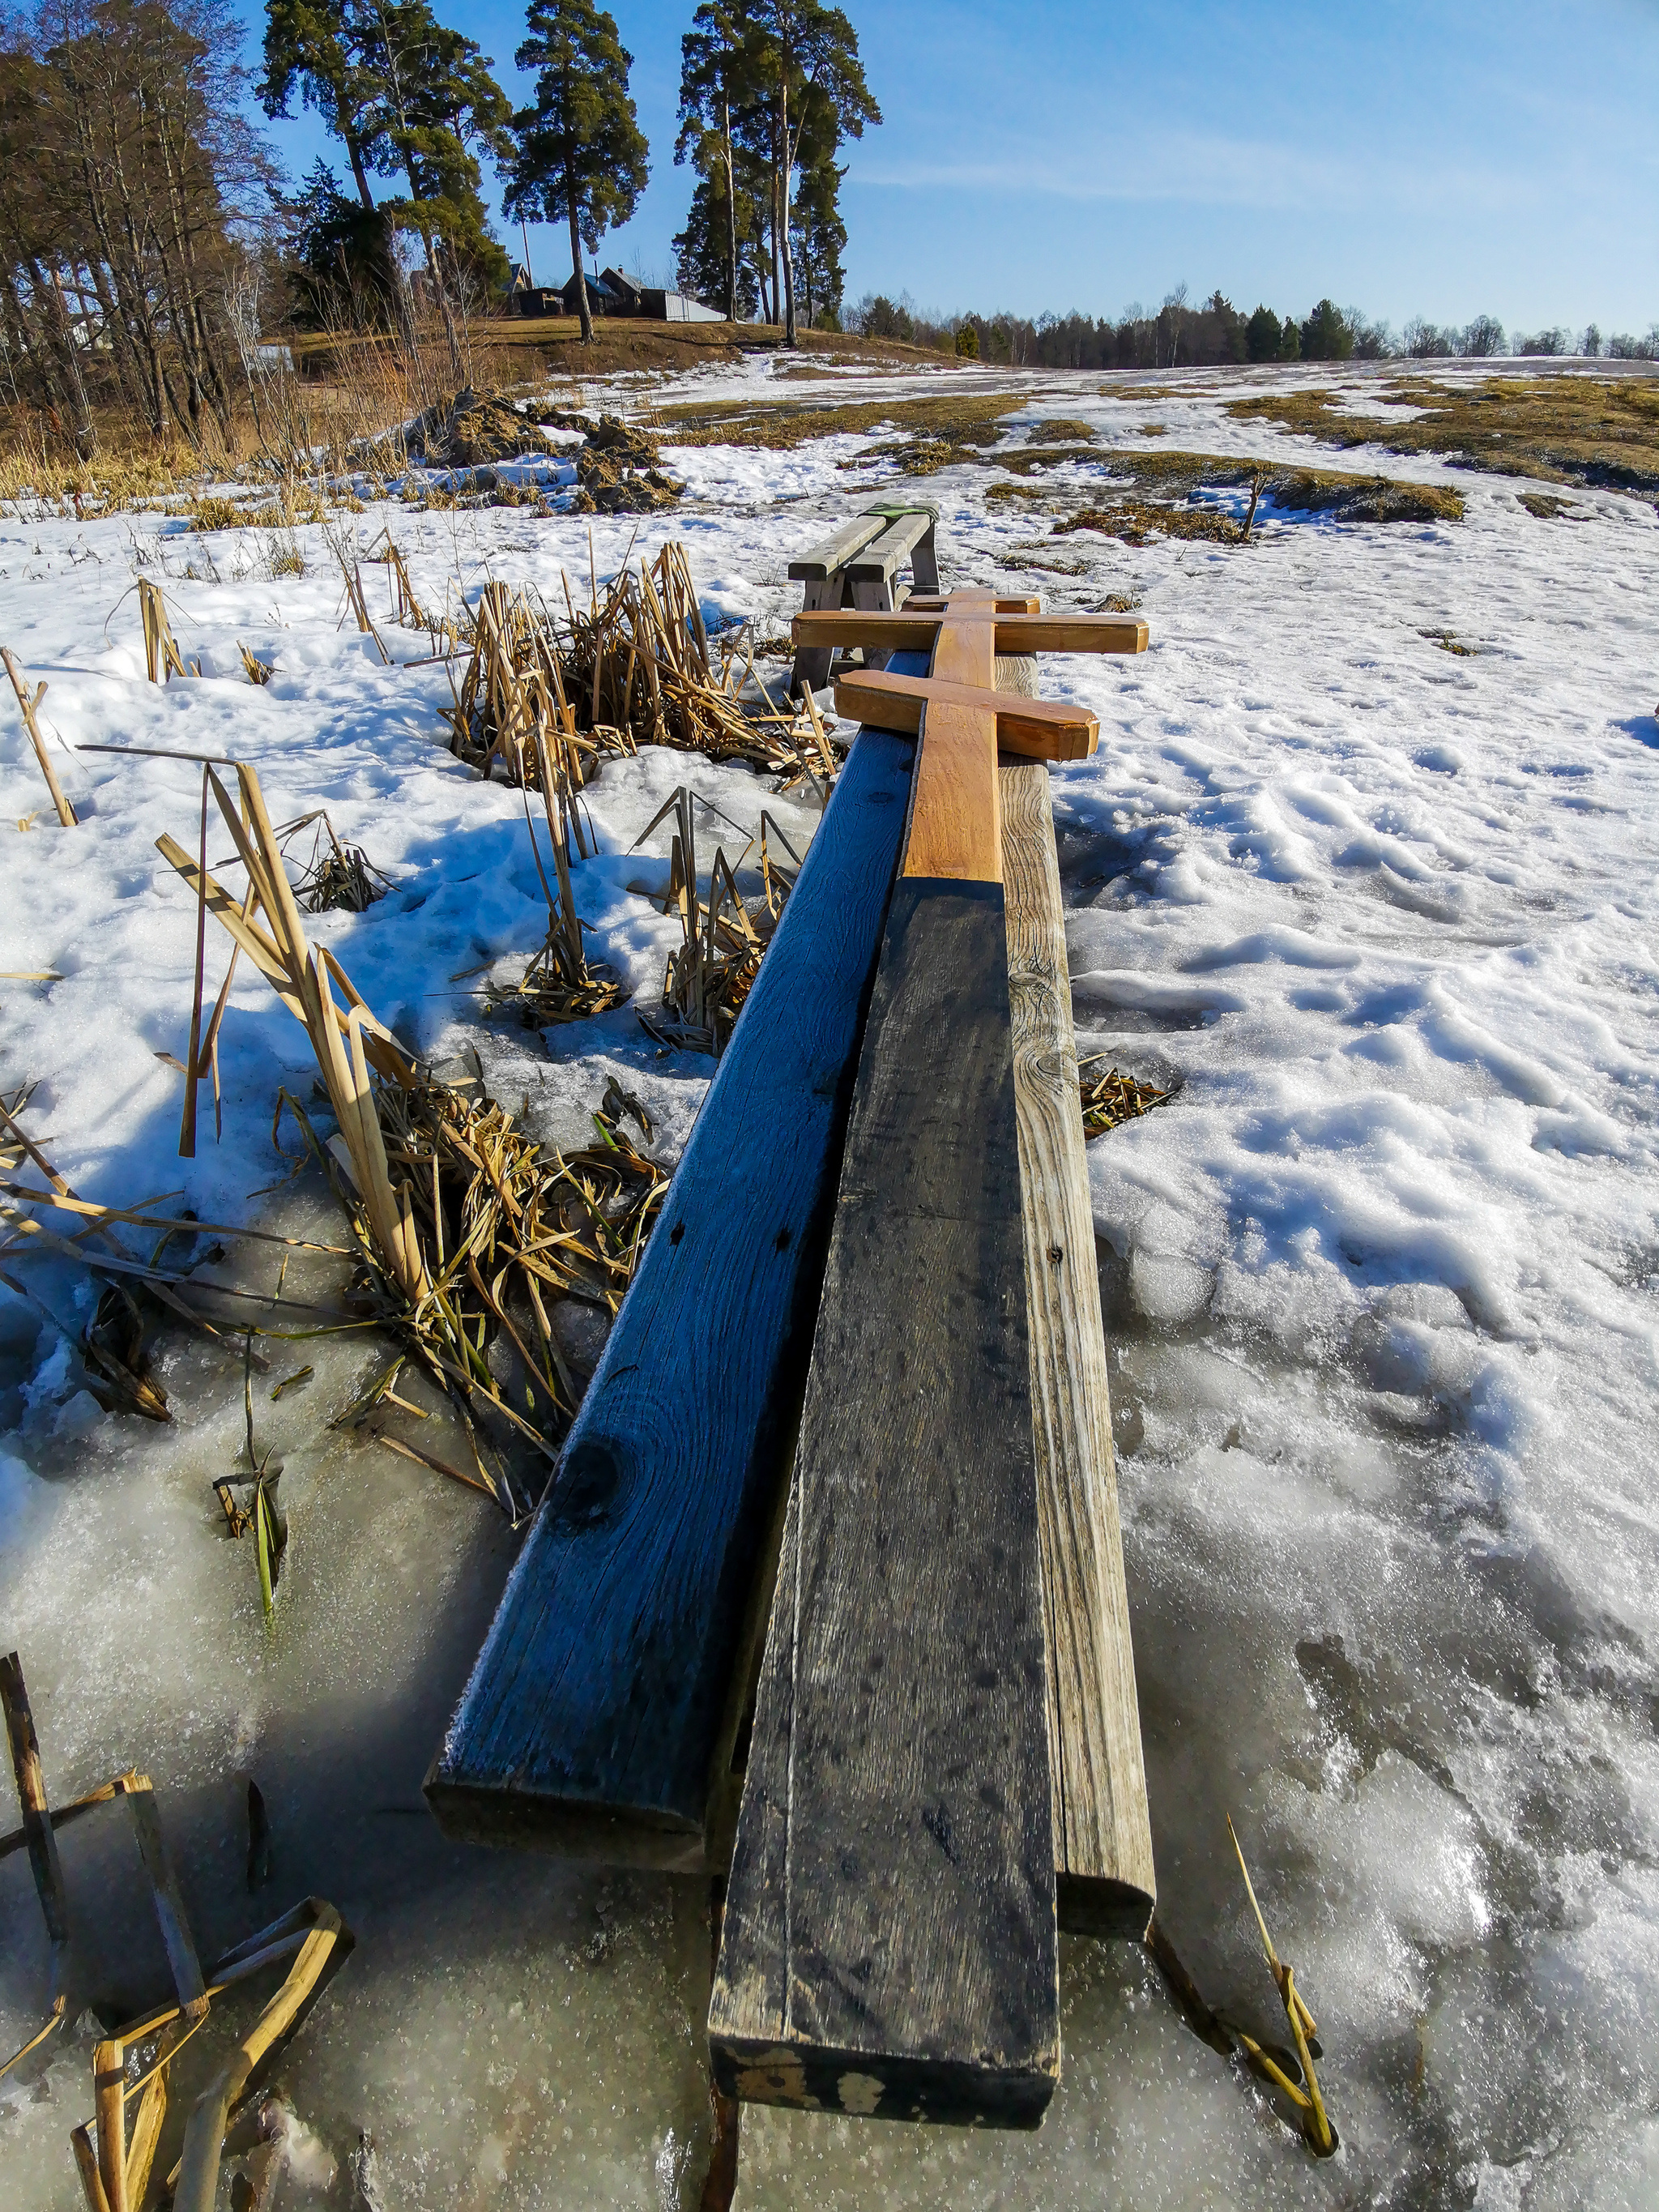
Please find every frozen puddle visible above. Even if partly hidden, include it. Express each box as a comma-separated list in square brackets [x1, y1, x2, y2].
[3, 359, 1659, 2209]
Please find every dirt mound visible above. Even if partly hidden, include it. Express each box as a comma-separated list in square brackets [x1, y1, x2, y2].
[548, 412, 683, 513]
[406, 391, 680, 510]
[570, 447, 682, 514]
[410, 386, 550, 465]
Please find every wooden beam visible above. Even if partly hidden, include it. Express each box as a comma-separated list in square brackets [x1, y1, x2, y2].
[835, 668, 1099, 761]
[708, 600, 1060, 2129]
[906, 595, 1038, 615]
[1000, 754, 1156, 1938]
[424, 705, 925, 1867]
[795, 611, 1149, 656]
[787, 513, 889, 581]
[844, 510, 936, 585]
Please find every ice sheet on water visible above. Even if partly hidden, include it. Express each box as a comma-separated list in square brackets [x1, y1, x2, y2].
[2, 357, 1658, 2208]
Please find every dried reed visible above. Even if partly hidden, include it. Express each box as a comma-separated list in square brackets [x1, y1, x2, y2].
[2, 648, 76, 825]
[1079, 1059, 1173, 1138]
[445, 544, 844, 794]
[633, 790, 800, 1056]
[139, 580, 194, 682]
[156, 762, 664, 1497]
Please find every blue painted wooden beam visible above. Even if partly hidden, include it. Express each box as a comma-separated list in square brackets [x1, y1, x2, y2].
[424, 663, 927, 1867]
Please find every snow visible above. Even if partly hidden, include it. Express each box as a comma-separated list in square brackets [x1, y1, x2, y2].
[2, 355, 1658, 2209]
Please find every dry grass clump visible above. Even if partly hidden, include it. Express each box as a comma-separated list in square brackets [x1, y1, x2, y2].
[633, 789, 800, 1056]
[657, 386, 1026, 458]
[154, 762, 665, 1495]
[1224, 374, 1659, 496]
[1029, 418, 1098, 442]
[1079, 1061, 1174, 1138]
[274, 811, 392, 912]
[444, 576, 624, 792]
[451, 543, 843, 786]
[1052, 499, 1243, 548]
[188, 492, 323, 534]
[992, 444, 1465, 541]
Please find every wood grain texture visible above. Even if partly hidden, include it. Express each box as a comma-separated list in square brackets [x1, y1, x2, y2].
[787, 513, 889, 581]
[795, 612, 1149, 655]
[896, 609, 1000, 882]
[836, 669, 1098, 762]
[709, 879, 1058, 2129]
[844, 510, 935, 583]
[1000, 759, 1156, 1939]
[900, 700, 1001, 883]
[425, 702, 927, 1866]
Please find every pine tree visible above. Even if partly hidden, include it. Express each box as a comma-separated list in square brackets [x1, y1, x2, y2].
[744, 0, 877, 346]
[262, 0, 513, 347]
[676, 2, 757, 322]
[505, 0, 649, 344]
[261, 0, 382, 211]
[673, 165, 761, 319]
[789, 151, 844, 328]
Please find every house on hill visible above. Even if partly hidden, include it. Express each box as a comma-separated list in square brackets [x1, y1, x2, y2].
[510, 267, 723, 323]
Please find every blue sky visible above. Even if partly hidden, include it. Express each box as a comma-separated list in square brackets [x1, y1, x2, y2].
[235, 0, 1659, 333]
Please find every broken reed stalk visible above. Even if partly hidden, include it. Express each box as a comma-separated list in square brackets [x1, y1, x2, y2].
[238, 643, 274, 685]
[321, 522, 389, 664]
[157, 762, 666, 1493]
[2, 1649, 352, 2210]
[158, 761, 427, 1302]
[488, 724, 625, 1029]
[365, 532, 435, 634]
[170, 1903, 348, 2212]
[138, 581, 191, 683]
[0, 1650, 70, 2076]
[1079, 1057, 1173, 1138]
[2, 648, 77, 825]
[632, 791, 800, 1056]
[1226, 1816, 1336, 2157]
[267, 809, 390, 915]
[93, 2039, 127, 2212]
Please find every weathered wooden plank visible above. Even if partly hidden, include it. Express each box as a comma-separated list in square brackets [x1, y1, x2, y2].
[425, 702, 927, 1866]
[796, 611, 1149, 655]
[844, 509, 935, 584]
[1001, 757, 1156, 1939]
[787, 512, 889, 581]
[835, 668, 1099, 760]
[709, 882, 1057, 2127]
[709, 602, 1059, 2130]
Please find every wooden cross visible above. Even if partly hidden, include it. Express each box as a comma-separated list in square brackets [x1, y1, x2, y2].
[792, 597, 1149, 852]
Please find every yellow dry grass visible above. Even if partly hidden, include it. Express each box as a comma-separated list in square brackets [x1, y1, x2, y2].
[1224, 373, 1659, 496]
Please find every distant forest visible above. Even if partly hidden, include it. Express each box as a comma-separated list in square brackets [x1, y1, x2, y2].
[847, 289, 1659, 369]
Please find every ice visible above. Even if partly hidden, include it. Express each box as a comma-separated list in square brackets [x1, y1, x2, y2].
[2, 357, 1658, 2206]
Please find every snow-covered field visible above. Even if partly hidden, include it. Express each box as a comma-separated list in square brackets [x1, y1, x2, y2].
[2, 355, 1657, 2210]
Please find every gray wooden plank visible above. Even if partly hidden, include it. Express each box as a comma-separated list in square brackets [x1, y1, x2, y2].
[425, 679, 929, 1868]
[787, 513, 889, 581]
[1001, 758, 1156, 1939]
[709, 867, 1059, 2129]
[845, 510, 935, 584]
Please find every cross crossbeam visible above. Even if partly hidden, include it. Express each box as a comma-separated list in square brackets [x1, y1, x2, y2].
[794, 609, 1149, 655]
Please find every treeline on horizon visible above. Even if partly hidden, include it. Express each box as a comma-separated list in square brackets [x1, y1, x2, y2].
[1, 0, 1654, 465]
[848, 289, 1659, 369]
